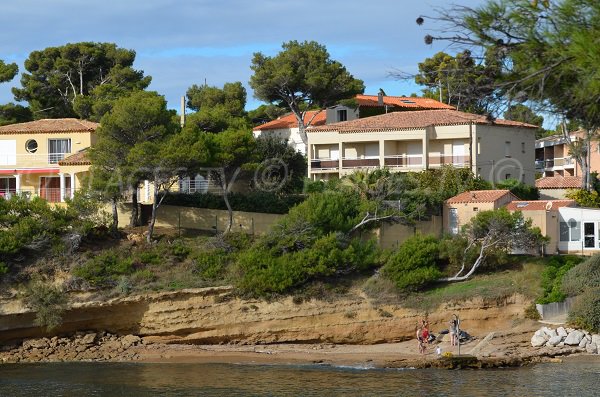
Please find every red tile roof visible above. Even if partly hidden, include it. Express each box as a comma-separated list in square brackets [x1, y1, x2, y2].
[0, 118, 98, 134]
[535, 176, 583, 189]
[310, 109, 538, 133]
[505, 200, 576, 211]
[253, 111, 326, 131]
[355, 94, 455, 110]
[446, 190, 517, 204]
[58, 149, 91, 166]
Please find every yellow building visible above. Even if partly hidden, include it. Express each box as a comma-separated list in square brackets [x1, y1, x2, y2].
[0, 118, 98, 202]
[307, 109, 538, 185]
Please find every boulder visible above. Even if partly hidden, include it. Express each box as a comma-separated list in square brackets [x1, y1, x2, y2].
[557, 327, 568, 338]
[534, 329, 546, 338]
[81, 333, 96, 345]
[121, 335, 141, 348]
[579, 337, 589, 348]
[586, 343, 597, 354]
[531, 335, 547, 347]
[564, 330, 585, 346]
[541, 327, 557, 338]
[547, 335, 563, 346]
[592, 334, 600, 346]
[23, 339, 48, 350]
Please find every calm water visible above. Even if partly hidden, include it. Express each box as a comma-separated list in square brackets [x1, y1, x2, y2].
[0, 361, 598, 397]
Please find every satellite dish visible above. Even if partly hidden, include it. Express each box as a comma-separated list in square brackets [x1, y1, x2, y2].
[545, 201, 553, 211]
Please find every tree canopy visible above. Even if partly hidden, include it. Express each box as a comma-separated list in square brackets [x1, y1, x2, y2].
[185, 82, 250, 133]
[422, 0, 600, 188]
[13, 42, 151, 119]
[503, 103, 547, 138]
[249, 40, 364, 144]
[414, 50, 500, 114]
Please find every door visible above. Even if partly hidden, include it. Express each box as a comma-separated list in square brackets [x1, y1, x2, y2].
[453, 141, 466, 166]
[40, 177, 71, 202]
[449, 208, 459, 235]
[584, 222, 596, 249]
[330, 145, 339, 161]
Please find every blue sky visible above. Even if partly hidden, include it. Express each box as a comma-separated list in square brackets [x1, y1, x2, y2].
[0, 0, 487, 113]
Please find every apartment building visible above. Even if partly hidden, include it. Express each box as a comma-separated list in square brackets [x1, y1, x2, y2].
[252, 94, 455, 154]
[535, 131, 600, 178]
[0, 118, 98, 202]
[307, 109, 538, 185]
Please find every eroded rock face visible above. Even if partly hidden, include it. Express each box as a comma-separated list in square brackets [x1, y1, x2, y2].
[0, 288, 530, 346]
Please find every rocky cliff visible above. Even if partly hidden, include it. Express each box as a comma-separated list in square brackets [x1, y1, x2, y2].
[0, 287, 530, 346]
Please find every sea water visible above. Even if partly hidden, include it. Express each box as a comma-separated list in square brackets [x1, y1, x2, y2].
[0, 361, 598, 396]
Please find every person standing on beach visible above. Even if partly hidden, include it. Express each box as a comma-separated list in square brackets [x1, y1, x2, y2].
[449, 315, 459, 346]
[416, 325, 425, 354]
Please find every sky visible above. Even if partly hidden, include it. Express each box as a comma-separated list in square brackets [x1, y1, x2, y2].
[0, 0, 487, 114]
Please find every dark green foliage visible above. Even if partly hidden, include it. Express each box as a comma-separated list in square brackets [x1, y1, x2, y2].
[382, 235, 442, 291]
[0, 103, 33, 126]
[537, 255, 582, 304]
[504, 104, 546, 138]
[14, 42, 151, 119]
[568, 287, 600, 333]
[237, 234, 381, 296]
[253, 136, 306, 193]
[496, 178, 539, 200]
[561, 254, 600, 297]
[248, 104, 288, 125]
[162, 191, 306, 214]
[73, 252, 135, 287]
[414, 50, 500, 114]
[193, 249, 230, 280]
[23, 279, 68, 331]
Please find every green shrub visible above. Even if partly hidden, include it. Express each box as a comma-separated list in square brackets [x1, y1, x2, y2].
[537, 255, 582, 304]
[0, 261, 8, 276]
[170, 241, 191, 260]
[23, 279, 68, 331]
[382, 234, 442, 291]
[237, 234, 382, 297]
[193, 249, 230, 280]
[568, 287, 600, 332]
[136, 251, 162, 266]
[561, 254, 600, 297]
[73, 251, 135, 286]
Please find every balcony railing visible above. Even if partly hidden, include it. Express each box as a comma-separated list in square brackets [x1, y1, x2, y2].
[428, 155, 470, 168]
[554, 156, 574, 167]
[310, 158, 339, 171]
[341, 158, 379, 169]
[0, 187, 71, 203]
[0, 153, 70, 167]
[383, 155, 423, 168]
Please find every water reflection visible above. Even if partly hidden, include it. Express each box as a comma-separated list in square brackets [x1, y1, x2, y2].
[0, 361, 598, 396]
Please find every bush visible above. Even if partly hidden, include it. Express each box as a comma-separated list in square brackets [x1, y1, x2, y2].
[382, 234, 442, 291]
[23, 279, 68, 331]
[72, 252, 135, 287]
[568, 287, 600, 332]
[537, 255, 582, 304]
[561, 254, 600, 297]
[237, 234, 382, 297]
[193, 249, 230, 280]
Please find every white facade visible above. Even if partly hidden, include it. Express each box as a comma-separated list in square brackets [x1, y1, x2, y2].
[252, 127, 306, 155]
[558, 207, 600, 253]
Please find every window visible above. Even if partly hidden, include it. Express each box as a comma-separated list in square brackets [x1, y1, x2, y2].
[48, 139, 71, 164]
[449, 208, 459, 235]
[26, 139, 38, 153]
[473, 207, 479, 212]
[505, 141, 511, 157]
[521, 142, 525, 153]
[505, 173, 511, 180]
[477, 138, 481, 155]
[560, 219, 581, 242]
[337, 109, 347, 122]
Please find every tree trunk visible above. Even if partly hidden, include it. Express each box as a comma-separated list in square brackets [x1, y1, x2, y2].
[223, 185, 233, 234]
[147, 193, 158, 243]
[130, 188, 139, 227]
[111, 198, 119, 238]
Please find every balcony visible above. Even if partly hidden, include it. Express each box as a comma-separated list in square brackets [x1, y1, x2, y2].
[0, 153, 70, 168]
[554, 156, 574, 168]
[310, 158, 339, 172]
[383, 155, 423, 169]
[428, 154, 470, 168]
[0, 187, 72, 203]
[341, 158, 379, 169]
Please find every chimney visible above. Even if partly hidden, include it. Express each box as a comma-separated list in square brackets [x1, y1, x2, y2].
[378, 91, 384, 107]
[180, 96, 186, 127]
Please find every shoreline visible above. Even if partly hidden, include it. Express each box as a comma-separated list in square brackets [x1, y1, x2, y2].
[3, 333, 598, 369]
